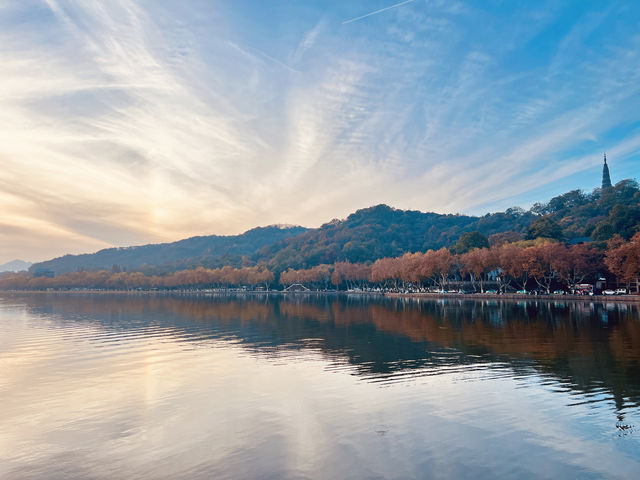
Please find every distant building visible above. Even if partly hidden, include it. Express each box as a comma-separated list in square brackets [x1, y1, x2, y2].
[602, 153, 612, 189]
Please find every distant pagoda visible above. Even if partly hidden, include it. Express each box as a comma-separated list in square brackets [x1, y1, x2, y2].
[602, 153, 612, 189]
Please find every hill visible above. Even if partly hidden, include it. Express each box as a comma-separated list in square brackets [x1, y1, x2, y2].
[255, 179, 640, 271]
[29, 179, 640, 276]
[532, 179, 640, 240]
[31, 225, 307, 275]
[253, 204, 536, 271]
[0, 259, 32, 272]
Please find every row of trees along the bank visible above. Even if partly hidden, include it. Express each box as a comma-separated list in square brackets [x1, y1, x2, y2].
[2, 233, 639, 293]
[0, 266, 274, 291]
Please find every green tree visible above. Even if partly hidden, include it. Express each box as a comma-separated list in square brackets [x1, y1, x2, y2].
[452, 231, 489, 254]
[527, 216, 563, 240]
[592, 221, 615, 242]
[608, 204, 640, 239]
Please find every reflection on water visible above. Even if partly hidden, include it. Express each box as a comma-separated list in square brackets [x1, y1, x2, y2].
[1, 293, 639, 479]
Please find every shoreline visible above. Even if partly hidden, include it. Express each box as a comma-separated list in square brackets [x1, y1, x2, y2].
[2, 289, 640, 303]
[385, 292, 640, 303]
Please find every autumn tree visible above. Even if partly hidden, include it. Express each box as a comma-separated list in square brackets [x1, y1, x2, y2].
[399, 252, 425, 285]
[497, 243, 528, 291]
[331, 269, 342, 288]
[332, 261, 370, 289]
[279, 268, 299, 286]
[521, 242, 567, 293]
[560, 244, 603, 290]
[370, 257, 402, 288]
[605, 234, 640, 292]
[459, 248, 497, 292]
[420, 248, 454, 289]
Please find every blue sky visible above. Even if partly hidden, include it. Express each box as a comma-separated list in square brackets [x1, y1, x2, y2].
[0, 0, 639, 262]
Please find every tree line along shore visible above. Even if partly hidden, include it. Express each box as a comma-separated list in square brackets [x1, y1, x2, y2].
[3, 232, 639, 295]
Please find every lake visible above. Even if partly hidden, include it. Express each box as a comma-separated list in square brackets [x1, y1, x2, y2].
[1, 293, 639, 479]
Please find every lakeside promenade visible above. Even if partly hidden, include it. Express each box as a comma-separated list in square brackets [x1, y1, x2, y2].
[3, 289, 640, 303]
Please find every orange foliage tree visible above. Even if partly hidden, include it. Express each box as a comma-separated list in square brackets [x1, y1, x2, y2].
[605, 234, 640, 292]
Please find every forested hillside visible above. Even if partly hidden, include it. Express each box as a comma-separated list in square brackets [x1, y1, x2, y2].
[31, 225, 307, 275]
[253, 205, 536, 271]
[253, 179, 640, 271]
[28, 179, 640, 276]
[532, 179, 640, 241]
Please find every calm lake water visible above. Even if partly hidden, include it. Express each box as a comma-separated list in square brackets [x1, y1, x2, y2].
[1, 293, 639, 479]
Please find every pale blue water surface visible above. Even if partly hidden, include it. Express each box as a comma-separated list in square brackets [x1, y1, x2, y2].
[1, 293, 639, 479]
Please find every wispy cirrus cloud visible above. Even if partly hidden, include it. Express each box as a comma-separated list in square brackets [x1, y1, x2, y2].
[0, 0, 639, 263]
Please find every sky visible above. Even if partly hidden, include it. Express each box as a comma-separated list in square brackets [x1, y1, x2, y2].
[1, 0, 639, 264]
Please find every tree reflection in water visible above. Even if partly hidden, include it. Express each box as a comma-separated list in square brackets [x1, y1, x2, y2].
[6, 292, 640, 427]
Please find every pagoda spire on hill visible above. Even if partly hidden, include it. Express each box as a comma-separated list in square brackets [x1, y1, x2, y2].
[602, 153, 612, 189]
